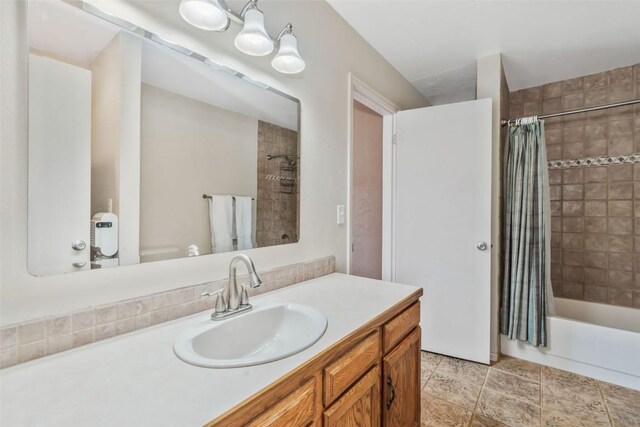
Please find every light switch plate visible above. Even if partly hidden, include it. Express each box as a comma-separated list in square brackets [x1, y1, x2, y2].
[337, 205, 345, 225]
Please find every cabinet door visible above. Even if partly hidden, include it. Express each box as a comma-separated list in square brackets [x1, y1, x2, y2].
[246, 377, 316, 427]
[383, 327, 421, 427]
[324, 365, 381, 427]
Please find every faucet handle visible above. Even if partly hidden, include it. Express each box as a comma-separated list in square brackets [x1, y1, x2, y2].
[240, 284, 250, 306]
[201, 289, 226, 313]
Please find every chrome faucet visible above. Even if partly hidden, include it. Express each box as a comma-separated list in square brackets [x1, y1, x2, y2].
[228, 254, 262, 310]
[201, 254, 262, 320]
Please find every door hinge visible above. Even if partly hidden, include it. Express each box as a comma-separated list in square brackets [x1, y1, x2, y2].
[351, 242, 355, 252]
[392, 134, 398, 145]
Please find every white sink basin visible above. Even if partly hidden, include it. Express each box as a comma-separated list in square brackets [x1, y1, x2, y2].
[173, 303, 328, 368]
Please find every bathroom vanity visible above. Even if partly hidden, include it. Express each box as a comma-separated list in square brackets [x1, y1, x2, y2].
[0, 274, 422, 426]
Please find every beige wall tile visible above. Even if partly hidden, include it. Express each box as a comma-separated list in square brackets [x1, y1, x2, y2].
[563, 169, 584, 184]
[584, 167, 607, 183]
[71, 309, 96, 331]
[584, 140, 607, 157]
[608, 183, 633, 200]
[562, 217, 583, 233]
[608, 201, 633, 217]
[608, 235, 633, 253]
[18, 341, 46, 363]
[584, 285, 608, 303]
[608, 288, 633, 306]
[585, 234, 608, 251]
[46, 316, 71, 337]
[0, 327, 17, 350]
[609, 253, 633, 271]
[608, 136, 634, 155]
[562, 250, 583, 266]
[608, 66, 634, 86]
[562, 283, 583, 299]
[584, 217, 607, 234]
[562, 184, 583, 200]
[608, 271, 633, 288]
[584, 201, 606, 217]
[608, 217, 633, 235]
[584, 72, 608, 90]
[562, 77, 584, 93]
[584, 268, 606, 285]
[18, 321, 45, 344]
[584, 251, 608, 269]
[47, 334, 73, 354]
[584, 183, 607, 200]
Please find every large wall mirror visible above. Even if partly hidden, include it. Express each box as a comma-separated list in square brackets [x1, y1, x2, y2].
[27, 0, 301, 276]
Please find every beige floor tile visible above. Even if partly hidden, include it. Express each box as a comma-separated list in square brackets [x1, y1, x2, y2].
[542, 383, 610, 425]
[608, 405, 640, 427]
[424, 369, 483, 410]
[470, 414, 508, 427]
[599, 381, 640, 414]
[485, 369, 541, 406]
[421, 392, 472, 427]
[436, 355, 489, 385]
[422, 351, 443, 384]
[542, 366, 597, 391]
[493, 355, 541, 383]
[477, 388, 541, 427]
[542, 409, 612, 427]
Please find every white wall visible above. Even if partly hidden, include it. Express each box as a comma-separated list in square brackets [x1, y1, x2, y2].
[139, 83, 258, 259]
[0, 0, 427, 326]
[90, 31, 142, 266]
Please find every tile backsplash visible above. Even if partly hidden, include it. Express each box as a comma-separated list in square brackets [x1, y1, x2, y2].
[0, 256, 336, 369]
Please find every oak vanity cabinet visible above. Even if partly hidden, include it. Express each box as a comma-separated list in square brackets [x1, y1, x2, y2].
[208, 295, 422, 427]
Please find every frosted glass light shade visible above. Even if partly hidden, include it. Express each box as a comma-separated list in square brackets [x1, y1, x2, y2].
[234, 9, 274, 56]
[179, 0, 228, 31]
[271, 33, 305, 74]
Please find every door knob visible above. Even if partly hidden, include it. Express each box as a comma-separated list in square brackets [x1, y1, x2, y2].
[71, 240, 87, 251]
[476, 241, 488, 251]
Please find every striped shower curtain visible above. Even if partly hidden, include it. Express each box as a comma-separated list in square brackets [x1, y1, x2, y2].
[501, 118, 551, 347]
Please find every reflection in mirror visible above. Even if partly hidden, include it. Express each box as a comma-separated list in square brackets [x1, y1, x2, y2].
[27, 0, 300, 276]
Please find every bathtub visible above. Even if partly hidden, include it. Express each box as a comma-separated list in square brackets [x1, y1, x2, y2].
[501, 298, 640, 390]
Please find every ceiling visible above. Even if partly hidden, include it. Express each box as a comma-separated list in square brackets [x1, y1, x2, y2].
[328, 0, 640, 105]
[28, 0, 298, 130]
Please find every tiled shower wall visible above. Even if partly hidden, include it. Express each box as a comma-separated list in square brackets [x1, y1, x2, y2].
[509, 63, 640, 308]
[256, 121, 299, 247]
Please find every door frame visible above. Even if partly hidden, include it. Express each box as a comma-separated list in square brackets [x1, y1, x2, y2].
[347, 74, 398, 280]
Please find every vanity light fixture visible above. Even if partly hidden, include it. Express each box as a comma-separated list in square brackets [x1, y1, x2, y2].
[179, 0, 305, 74]
[271, 24, 305, 74]
[179, 0, 229, 31]
[234, 0, 273, 56]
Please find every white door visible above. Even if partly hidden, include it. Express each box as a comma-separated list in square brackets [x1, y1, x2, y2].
[28, 54, 92, 275]
[394, 99, 492, 364]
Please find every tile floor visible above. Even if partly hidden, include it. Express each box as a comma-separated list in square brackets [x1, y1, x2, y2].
[420, 352, 640, 427]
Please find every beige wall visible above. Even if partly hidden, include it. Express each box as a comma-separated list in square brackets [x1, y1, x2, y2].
[0, 0, 427, 326]
[510, 63, 640, 309]
[139, 83, 258, 259]
[90, 31, 142, 266]
[351, 101, 383, 280]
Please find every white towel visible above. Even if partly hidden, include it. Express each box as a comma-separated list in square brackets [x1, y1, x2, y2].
[208, 195, 233, 253]
[235, 196, 253, 250]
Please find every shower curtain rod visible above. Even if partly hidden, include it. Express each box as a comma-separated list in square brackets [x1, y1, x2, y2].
[501, 98, 640, 127]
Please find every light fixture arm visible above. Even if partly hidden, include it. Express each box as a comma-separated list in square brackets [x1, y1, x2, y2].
[239, 0, 260, 17]
[276, 23, 294, 41]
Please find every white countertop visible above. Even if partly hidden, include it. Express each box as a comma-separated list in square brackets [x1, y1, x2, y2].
[0, 273, 420, 426]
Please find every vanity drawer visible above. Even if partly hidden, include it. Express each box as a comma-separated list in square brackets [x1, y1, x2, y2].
[246, 377, 316, 427]
[383, 302, 420, 353]
[324, 330, 380, 405]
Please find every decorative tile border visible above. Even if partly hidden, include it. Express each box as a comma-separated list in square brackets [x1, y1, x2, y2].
[0, 256, 336, 369]
[548, 154, 640, 169]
